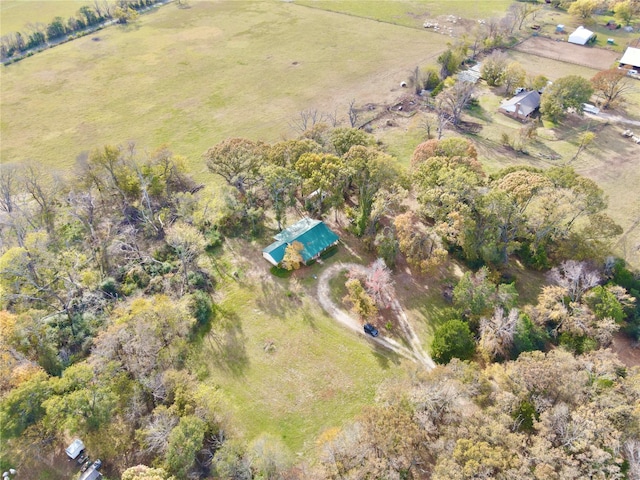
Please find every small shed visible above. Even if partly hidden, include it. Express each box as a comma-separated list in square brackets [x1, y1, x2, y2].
[499, 90, 541, 120]
[65, 439, 85, 460]
[556, 24, 565, 33]
[619, 47, 640, 70]
[568, 26, 595, 45]
[262, 218, 339, 267]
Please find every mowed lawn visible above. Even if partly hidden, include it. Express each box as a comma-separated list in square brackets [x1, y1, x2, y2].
[194, 243, 411, 454]
[0, 0, 92, 34]
[1, 0, 448, 173]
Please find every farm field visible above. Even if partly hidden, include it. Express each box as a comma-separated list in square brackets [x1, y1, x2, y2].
[0, 0, 448, 173]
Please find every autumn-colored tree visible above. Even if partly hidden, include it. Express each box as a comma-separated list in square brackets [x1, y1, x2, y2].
[122, 465, 175, 480]
[394, 212, 447, 273]
[281, 241, 304, 271]
[364, 259, 394, 308]
[568, 0, 599, 19]
[410, 137, 479, 171]
[343, 278, 378, 321]
[591, 68, 633, 109]
[614, 0, 639, 25]
[203, 137, 266, 198]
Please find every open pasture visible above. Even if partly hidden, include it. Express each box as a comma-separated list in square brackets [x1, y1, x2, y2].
[0, 0, 448, 173]
[196, 240, 411, 454]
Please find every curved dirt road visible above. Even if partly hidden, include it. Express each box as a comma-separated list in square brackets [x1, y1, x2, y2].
[317, 262, 435, 369]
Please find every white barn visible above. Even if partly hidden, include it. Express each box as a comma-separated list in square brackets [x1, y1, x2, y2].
[619, 47, 640, 70]
[568, 26, 595, 45]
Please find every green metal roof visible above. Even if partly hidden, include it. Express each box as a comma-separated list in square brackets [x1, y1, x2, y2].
[263, 218, 339, 265]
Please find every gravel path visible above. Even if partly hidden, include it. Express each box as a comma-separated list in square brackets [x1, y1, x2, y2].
[316, 262, 435, 369]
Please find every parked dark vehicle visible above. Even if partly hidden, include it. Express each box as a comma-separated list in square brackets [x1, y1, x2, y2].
[364, 323, 379, 337]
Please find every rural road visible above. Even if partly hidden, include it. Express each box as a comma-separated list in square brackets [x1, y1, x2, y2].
[586, 111, 640, 127]
[316, 262, 435, 369]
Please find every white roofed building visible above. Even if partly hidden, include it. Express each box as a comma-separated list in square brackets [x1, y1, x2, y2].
[568, 26, 595, 45]
[619, 47, 640, 70]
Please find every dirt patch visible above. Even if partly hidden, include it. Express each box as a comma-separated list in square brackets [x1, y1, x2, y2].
[611, 332, 640, 368]
[513, 36, 620, 70]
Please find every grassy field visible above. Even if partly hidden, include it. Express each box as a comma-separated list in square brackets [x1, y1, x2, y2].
[0, 0, 92, 35]
[194, 240, 412, 455]
[0, 0, 448, 174]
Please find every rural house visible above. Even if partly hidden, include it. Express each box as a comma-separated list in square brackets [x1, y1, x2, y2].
[499, 90, 541, 120]
[262, 218, 339, 267]
[568, 26, 595, 45]
[619, 47, 640, 71]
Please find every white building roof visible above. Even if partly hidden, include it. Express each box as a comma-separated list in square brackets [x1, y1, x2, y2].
[620, 47, 640, 68]
[568, 26, 594, 45]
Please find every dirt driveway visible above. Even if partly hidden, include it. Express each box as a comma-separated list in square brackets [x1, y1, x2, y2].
[316, 262, 435, 370]
[513, 36, 621, 70]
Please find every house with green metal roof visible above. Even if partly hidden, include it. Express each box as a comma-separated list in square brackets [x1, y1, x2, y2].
[262, 218, 339, 266]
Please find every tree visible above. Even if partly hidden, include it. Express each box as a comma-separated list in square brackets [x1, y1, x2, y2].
[430, 319, 476, 364]
[344, 278, 378, 321]
[435, 80, 476, 126]
[571, 131, 595, 162]
[568, 0, 599, 19]
[479, 307, 519, 361]
[164, 222, 206, 295]
[502, 62, 526, 95]
[203, 138, 265, 199]
[260, 164, 300, 230]
[548, 260, 600, 303]
[114, 5, 139, 24]
[122, 465, 175, 480]
[591, 68, 633, 109]
[329, 127, 375, 156]
[394, 212, 447, 272]
[614, 0, 639, 25]
[508, 1, 541, 31]
[46, 17, 67, 40]
[164, 415, 206, 478]
[342, 146, 401, 236]
[481, 51, 508, 86]
[281, 241, 304, 271]
[541, 75, 594, 122]
[364, 259, 394, 308]
[410, 137, 478, 171]
[437, 48, 463, 79]
[453, 267, 519, 319]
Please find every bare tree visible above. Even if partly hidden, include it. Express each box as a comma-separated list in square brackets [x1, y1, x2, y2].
[436, 80, 475, 126]
[289, 109, 323, 133]
[548, 260, 601, 303]
[364, 258, 394, 308]
[479, 307, 519, 360]
[348, 99, 359, 128]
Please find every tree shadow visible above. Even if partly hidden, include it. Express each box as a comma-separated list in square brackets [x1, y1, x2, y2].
[206, 307, 249, 377]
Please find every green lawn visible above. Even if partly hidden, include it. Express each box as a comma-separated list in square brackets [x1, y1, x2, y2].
[194, 244, 411, 454]
[1, 0, 448, 173]
[0, 0, 92, 35]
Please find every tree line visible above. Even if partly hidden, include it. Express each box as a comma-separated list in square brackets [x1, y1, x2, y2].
[1, 0, 159, 61]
